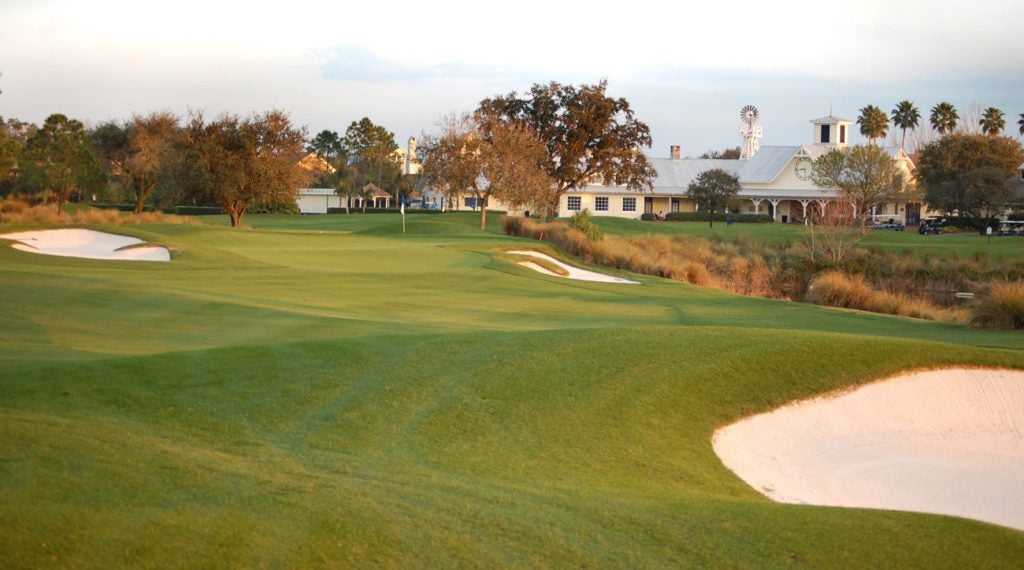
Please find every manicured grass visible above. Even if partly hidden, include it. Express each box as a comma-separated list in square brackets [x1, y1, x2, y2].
[1, 214, 1022, 567]
[592, 216, 1024, 258]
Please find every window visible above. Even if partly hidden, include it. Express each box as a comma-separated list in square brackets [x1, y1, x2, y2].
[671, 197, 680, 212]
[622, 197, 636, 212]
[820, 124, 831, 143]
[567, 196, 582, 211]
[839, 125, 847, 144]
[595, 196, 609, 211]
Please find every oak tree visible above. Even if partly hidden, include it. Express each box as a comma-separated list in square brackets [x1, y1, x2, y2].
[187, 110, 310, 227]
[91, 111, 180, 213]
[421, 113, 551, 229]
[812, 145, 907, 225]
[475, 80, 655, 218]
[685, 168, 741, 228]
[916, 133, 1024, 222]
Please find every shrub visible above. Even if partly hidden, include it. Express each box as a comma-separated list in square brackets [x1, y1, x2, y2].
[806, 271, 876, 309]
[168, 206, 222, 216]
[971, 281, 1024, 329]
[569, 209, 603, 241]
[664, 212, 773, 223]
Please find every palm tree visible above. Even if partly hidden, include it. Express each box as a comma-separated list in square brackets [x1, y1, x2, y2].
[979, 107, 1005, 136]
[930, 102, 959, 136]
[857, 105, 888, 146]
[890, 100, 920, 149]
[1018, 112, 1024, 136]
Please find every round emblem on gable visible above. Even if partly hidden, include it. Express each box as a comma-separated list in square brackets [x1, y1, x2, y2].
[794, 157, 812, 180]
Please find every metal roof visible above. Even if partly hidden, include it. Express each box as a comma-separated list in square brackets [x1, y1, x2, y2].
[736, 146, 799, 183]
[809, 114, 853, 124]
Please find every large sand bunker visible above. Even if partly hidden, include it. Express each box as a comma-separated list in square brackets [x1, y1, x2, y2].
[0, 229, 170, 262]
[713, 368, 1024, 531]
[508, 250, 639, 284]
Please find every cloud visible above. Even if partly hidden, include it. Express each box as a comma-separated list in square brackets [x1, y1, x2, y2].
[320, 45, 534, 83]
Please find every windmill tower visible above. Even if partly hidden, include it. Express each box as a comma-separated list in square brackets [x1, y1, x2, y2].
[739, 105, 762, 160]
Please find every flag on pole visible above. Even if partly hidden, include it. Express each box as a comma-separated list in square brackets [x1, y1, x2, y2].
[400, 201, 406, 234]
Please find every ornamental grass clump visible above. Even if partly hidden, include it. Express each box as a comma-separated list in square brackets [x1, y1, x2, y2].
[971, 281, 1024, 329]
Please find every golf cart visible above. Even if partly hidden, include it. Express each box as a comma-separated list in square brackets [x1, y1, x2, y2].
[997, 220, 1024, 236]
[918, 217, 944, 235]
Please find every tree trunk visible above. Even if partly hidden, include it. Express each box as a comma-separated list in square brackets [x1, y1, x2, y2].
[134, 194, 146, 215]
[479, 203, 487, 229]
[229, 208, 242, 227]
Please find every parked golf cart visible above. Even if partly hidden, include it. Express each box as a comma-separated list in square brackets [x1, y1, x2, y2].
[918, 217, 944, 235]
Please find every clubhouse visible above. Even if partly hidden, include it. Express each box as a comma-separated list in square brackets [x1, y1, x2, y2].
[490, 114, 925, 225]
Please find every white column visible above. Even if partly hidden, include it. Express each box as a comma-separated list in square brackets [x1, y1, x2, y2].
[799, 200, 810, 219]
[769, 199, 781, 222]
[750, 198, 763, 214]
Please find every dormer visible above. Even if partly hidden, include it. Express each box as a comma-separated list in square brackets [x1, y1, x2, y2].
[810, 114, 852, 147]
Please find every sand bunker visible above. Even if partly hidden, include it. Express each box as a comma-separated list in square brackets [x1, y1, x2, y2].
[0, 229, 170, 262]
[713, 368, 1024, 531]
[508, 250, 638, 284]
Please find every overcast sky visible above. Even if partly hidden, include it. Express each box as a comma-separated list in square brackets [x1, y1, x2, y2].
[2, 0, 1022, 157]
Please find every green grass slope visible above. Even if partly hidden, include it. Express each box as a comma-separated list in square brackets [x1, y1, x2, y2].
[1, 213, 1022, 567]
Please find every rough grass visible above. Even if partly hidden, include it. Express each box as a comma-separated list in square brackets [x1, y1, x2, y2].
[506, 215, 1020, 326]
[1, 213, 1023, 567]
[0, 197, 197, 226]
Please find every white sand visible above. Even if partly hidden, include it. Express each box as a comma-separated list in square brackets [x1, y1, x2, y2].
[713, 368, 1024, 531]
[508, 250, 639, 284]
[0, 229, 170, 262]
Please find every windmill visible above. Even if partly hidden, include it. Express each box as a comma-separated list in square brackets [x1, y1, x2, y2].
[739, 105, 762, 160]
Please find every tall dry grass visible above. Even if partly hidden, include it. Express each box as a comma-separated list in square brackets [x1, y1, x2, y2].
[971, 281, 1024, 329]
[806, 270, 955, 321]
[1, 198, 196, 226]
[503, 215, 983, 324]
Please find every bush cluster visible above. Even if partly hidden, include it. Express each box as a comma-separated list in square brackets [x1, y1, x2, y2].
[1, 197, 197, 226]
[326, 207, 446, 215]
[640, 212, 773, 223]
[970, 281, 1024, 329]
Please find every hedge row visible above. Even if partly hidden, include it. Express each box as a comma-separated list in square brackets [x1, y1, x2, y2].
[640, 212, 774, 223]
[93, 203, 223, 215]
[326, 207, 446, 215]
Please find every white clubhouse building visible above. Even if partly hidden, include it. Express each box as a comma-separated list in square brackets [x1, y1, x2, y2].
[501, 114, 923, 224]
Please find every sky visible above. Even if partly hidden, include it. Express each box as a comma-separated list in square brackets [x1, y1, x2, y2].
[2, 0, 1022, 157]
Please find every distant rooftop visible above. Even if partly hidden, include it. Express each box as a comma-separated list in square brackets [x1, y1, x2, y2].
[809, 114, 853, 124]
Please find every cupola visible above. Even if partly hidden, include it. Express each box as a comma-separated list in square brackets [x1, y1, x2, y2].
[809, 114, 852, 147]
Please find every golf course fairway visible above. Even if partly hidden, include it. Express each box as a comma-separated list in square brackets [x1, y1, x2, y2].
[1, 213, 1022, 567]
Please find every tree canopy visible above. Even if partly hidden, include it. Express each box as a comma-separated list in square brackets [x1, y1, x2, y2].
[91, 111, 180, 213]
[475, 80, 655, 218]
[698, 147, 741, 159]
[342, 118, 400, 211]
[811, 145, 907, 223]
[857, 105, 888, 146]
[421, 114, 551, 229]
[979, 107, 1005, 136]
[186, 110, 310, 227]
[916, 133, 1024, 220]
[890, 100, 920, 150]
[20, 114, 104, 212]
[0, 120, 21, 193]
[685, 168, 741, 228]
[930, 102, 959, 136]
